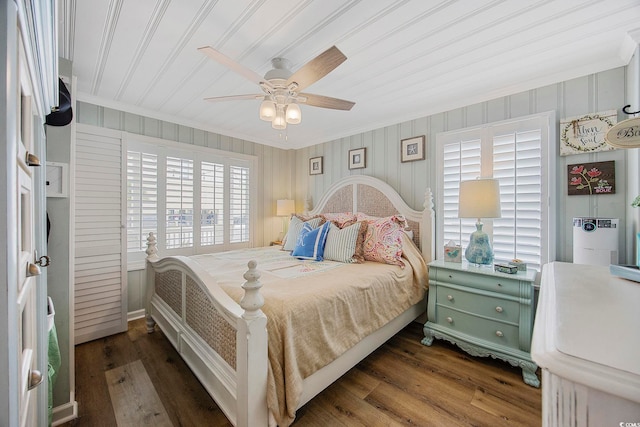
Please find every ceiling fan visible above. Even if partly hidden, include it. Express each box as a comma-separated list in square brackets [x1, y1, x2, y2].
[198, 45, 355, 130]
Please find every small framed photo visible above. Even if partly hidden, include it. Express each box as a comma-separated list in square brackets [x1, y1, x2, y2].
[309, 156, 323, 175]
[348, 148, 366, 170]
[401, 136, 425, 162]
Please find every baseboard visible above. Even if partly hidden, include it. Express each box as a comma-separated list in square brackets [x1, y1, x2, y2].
[128, 308, 146, 322]
[51, 401, 77, 426]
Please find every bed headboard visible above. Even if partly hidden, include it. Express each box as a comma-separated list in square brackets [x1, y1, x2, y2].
[307, 175, 435, 262]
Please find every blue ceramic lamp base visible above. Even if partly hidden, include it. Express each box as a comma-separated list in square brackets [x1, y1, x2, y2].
[464, 222, 494, 265]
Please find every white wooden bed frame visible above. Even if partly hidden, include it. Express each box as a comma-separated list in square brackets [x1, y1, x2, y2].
[145, 175, 435, 426]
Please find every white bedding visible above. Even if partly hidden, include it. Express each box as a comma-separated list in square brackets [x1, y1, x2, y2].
[187, 236, 428, 426]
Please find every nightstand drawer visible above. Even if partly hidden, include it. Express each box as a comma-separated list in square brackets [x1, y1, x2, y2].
[436, 285, 519, 324]
[432, 268, 521, 297]
[436, 307, 519, 349]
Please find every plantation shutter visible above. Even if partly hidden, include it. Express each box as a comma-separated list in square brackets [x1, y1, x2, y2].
[437, 114, 549, 271]
[201, 161, 224, 246]
[492, 127, 543, 271]
[441, 135, 482, 248]
[74, 130, 127, 344]
[229, 165, 250, 243]
[165, 157, 194, 249]
[126, 151, 157, 251]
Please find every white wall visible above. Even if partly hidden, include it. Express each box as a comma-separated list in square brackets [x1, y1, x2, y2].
[295, 66, 633, 265]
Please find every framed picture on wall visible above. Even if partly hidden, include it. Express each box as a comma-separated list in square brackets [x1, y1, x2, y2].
[309, 156, 323, 175]
[401, 136, 425, 162]
[348, 148, 366, 170]
[567, 160, 615, 195]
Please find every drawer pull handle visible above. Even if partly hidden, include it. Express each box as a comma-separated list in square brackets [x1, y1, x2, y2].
[448, 274, 452, 278]
[447, 295, 453, 301]
[495, 330, 504, 337]
[495, 306, 503, 313]
[497, 283, 502, 287]
[446, 317, 453, 323]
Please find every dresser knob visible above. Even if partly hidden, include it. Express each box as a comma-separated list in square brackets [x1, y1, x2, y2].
[447, 295, 453, 301]
[495, 306, 503, 313]
[497, 283, 502, 287]
[446, 316, 453, 323]
[495, 330, 504, 337]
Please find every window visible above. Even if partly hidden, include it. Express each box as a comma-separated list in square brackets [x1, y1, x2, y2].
[436, 113, 554, 272]
[125, 135, 256, 268]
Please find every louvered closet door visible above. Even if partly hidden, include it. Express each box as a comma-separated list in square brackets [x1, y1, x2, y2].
[74, 129, 127, 344]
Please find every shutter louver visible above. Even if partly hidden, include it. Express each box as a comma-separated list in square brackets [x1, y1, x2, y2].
[166, 157, 194, 249]
[229, 165, 250, 243]
[126, 151, 157, 251]
[75, 131, 127, 344]
[201, 161, 224, 246]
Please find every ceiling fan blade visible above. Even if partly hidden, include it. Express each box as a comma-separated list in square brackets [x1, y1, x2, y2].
[198, 46, 265, 85]
[286, 46, 347, 92]
[299, 93, 355, 111]
[204, 94, 262, 102]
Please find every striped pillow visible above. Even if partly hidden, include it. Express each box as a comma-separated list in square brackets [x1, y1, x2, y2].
[324, 221, 367, 263]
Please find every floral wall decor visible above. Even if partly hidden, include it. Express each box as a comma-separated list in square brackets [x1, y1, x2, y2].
[560, 110, 617, 156]
[567, 160, 615, 195]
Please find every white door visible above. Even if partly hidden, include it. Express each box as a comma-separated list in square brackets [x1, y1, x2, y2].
[0, 3, 49, 425]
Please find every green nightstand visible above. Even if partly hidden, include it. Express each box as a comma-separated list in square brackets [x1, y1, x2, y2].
[422, 260, 539, 387]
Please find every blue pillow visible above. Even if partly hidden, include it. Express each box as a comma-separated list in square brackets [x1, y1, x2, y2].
[292, 222, 330, 261]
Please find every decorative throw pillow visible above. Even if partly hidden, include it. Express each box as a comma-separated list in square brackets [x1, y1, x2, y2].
[323, 221, 367, 263]
[321, 212, 357, 228]
[283, 216, 322, 251]
[362, 215, 405, 267]
[292, 222, 331, 261]
[355, 212, 380, 222]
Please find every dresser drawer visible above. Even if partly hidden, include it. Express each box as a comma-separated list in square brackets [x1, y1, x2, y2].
[436, 306, 520, 349]
[436, 285, 519, 324]
[433, 268, 522, 297]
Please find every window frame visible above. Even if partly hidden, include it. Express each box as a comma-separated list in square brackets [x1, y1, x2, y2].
[124, 133, 257, 270]
[435, 112, 556, 273]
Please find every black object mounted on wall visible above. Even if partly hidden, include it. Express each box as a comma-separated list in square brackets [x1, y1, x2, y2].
[45, 78, 73, 126]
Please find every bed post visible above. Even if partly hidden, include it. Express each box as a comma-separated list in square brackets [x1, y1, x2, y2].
[145, 232, 159, 333]
[236, 260, 269, 427]
[422, 188, 435, 262]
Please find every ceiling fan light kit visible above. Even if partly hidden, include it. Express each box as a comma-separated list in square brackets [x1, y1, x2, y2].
[200, 45, 355, 131]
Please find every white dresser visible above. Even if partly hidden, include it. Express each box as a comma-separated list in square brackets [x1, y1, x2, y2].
[531, 262, 640, 426]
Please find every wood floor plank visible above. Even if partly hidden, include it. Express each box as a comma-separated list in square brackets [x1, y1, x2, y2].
[105, 360, 172, 427]
[61, 318, 541, 427]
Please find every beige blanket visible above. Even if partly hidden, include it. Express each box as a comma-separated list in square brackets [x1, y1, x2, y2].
[190, 235, 427, 426]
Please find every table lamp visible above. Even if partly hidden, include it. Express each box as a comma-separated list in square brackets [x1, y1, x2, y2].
[458, 178, 501, 265]
[276, 199, 295, 241]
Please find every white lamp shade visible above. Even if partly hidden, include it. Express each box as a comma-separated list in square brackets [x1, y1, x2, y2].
[458, 178, 501, 219]
[285, 103, 301, 124]
[259, 99, 276, 121]
[272, 106, 287, 129]
[276, 199, 295, 216]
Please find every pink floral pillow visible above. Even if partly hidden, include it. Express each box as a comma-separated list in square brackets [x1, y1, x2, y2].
[321, 212, 357, 228]
[361, 215, 405, 267]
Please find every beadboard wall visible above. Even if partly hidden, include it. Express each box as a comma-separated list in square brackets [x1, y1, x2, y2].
[294, 66, 635, 266]
[77, 63, 636, 316]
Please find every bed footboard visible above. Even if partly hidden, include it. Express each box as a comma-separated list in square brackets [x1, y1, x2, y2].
[145, 233, 268, 427]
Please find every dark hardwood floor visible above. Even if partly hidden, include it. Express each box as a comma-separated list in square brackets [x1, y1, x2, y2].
[60, 318, 541, 426]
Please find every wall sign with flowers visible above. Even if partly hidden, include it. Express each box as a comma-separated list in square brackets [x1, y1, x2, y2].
[567, 160, 615, 196]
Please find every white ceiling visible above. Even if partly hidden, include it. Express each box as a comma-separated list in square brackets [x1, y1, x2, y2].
[59, 0, 640, 149]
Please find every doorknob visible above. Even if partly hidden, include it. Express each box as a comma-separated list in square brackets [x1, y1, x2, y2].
[27, 263, 41, 277]
[25, 152, 41, 167]
[28, 369, 43, 390]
